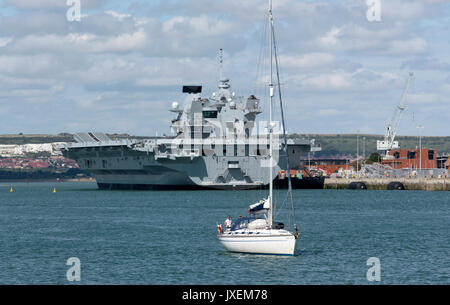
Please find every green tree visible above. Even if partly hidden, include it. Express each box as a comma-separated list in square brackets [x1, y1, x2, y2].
[367, 152, 381, 164]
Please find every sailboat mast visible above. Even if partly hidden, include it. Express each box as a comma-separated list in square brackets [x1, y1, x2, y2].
[271, 18, 298, 233]
[268, 0, 274, 229]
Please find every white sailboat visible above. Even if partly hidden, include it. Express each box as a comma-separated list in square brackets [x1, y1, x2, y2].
[217, 0, 299, 256]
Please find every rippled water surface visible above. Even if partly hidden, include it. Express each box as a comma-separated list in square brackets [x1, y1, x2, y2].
[0, 182, 449, 284]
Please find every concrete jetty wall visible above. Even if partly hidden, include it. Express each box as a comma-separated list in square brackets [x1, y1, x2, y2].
[324, 178, 450, 191]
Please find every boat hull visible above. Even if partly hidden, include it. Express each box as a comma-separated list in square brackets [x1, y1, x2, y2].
[274, 176, 325, 190]
[218, 232, 297, 256]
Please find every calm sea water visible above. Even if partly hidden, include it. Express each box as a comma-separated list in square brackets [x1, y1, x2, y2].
[0, 182, 448, 285]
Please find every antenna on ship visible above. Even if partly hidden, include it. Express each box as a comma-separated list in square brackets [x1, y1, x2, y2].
[218, 48, 230, 90]
[219, 48, 224, 81]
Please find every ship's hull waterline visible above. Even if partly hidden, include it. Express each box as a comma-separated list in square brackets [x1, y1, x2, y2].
[95, 176, 325, 190]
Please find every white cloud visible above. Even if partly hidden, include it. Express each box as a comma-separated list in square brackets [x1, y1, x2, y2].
[314, 23, 428, 56]
[4, 0, 105, 10]
[386, 38, 428, 55]
[0, 0, 449, 136]
[381, 1, 425, 21]
[0, 36, 13, 47]
[442, 83, 450, 93]
[408, 92, 441, 104]
[162, 15, 235, 36]
[104, 10, 132, 21]
[8, 30, 148, 55]
[319, 27, 341, 47]
[317, 109, 345, 117]
[0, 55, 56, 76]
[5, 0, 67, 9]
[299, 73, 352, 91]
[280, 53, 336, 69]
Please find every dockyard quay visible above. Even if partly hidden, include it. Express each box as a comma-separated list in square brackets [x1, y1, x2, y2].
[324, 177, 450, 191]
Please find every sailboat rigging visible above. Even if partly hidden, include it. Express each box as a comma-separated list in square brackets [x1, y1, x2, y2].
[217, 0, 299, 256]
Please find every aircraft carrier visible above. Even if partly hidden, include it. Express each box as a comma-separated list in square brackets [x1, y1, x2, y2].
[61, 74, 322, 190]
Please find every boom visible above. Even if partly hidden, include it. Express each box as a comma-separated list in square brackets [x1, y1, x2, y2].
[377, 72, 414, 157]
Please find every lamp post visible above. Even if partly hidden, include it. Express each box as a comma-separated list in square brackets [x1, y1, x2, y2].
[356, 130, 360, 174]
[417, 125, 424, 173]
[363, 136, 366, 166]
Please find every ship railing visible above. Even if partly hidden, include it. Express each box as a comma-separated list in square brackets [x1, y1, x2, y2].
[63, 138, 132, 149]
[154, 148, 200, 159]
[174, 148, 200, 157]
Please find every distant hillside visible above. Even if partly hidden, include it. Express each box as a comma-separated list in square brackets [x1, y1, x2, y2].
[0, 134, 73, 145]
[0, 133, 147, 144]
[292, 134, 450, 157]
[1, 133, 449, 157]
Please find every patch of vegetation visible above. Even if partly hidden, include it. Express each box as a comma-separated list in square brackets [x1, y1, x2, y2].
[0, 134, 74, 145]
[290, 134, 450, 157]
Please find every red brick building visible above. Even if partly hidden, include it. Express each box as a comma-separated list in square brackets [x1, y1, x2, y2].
[382, 148, 437, 169]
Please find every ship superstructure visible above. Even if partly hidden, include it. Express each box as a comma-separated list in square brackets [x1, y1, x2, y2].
[61, 58, 319, 190]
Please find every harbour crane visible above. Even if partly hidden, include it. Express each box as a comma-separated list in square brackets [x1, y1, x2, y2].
[377, 72, 414, 159]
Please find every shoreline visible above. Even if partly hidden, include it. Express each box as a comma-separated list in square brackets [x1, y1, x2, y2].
[0, 177, 95, 183]
[2, 177, 449, 191]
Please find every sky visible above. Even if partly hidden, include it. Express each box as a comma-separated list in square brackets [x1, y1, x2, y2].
[0, 0, 449, 136]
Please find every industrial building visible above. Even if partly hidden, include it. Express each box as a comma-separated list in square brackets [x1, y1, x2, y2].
[382, 148, 437, 170]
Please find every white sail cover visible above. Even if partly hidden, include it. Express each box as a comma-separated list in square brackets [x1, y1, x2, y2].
[247, 219, 268, 229]
[248, 198, 270, 214]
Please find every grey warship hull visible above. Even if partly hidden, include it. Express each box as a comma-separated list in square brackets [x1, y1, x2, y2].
[97, 177, 325, 190]
[62, 135, 318, 190]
